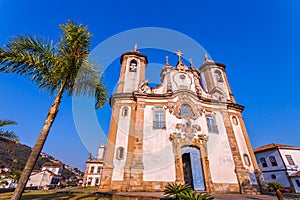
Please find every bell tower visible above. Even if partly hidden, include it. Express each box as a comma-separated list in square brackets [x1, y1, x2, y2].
[199, 54, 236, 103]
[117, 45, 148, 94]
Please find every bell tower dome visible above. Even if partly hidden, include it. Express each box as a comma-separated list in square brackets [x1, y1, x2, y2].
[116, 45, 148, 93]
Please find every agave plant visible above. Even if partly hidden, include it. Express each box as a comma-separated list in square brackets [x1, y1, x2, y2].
[267, 182, 283, 200]
[164, 183, 192, 199]
[179, 191, 214, 200]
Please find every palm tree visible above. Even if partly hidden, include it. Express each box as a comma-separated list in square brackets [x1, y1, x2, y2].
[267, 182, 284, 200]
[0, 20, 107, 199]
[0, 119, 18, 142]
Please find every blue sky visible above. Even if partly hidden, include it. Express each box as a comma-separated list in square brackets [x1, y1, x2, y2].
[1, 0, 300, 171]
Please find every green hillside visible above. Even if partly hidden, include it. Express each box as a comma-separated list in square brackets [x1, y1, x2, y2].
[0, 139, 83, 179]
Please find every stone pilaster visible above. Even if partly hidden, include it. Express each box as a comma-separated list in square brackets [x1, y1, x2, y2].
[221, 110, 251, 193]
[198, 135, 213, 192]
[98, 105, 121, 190]
[128, 99, 145, 190]
[237, 113, 263, 191]
[122, 104, 136, 190]
[169, 132, 184, 184]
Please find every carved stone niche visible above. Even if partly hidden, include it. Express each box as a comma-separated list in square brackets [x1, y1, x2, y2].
[172, 95, 202, 120]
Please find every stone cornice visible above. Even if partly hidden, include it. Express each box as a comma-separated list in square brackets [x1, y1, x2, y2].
[110, 91, 245, 112]
[199, 61, 226, 71]
[120, 51, 148, 64]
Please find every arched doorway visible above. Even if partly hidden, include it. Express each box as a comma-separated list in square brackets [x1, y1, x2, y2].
[181, 146, 205, 191]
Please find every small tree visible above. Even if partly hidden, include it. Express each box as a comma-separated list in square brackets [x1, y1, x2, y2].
[0, 120, 18, 142]
[267, 182, 283, 200]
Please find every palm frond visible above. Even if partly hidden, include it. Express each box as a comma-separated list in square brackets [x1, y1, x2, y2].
[0, 35, 59, 92]
[72, 60, 107, 108]
[164, 183, 192, 199]
[179, 191, 214, 200]
[267, 182, 283, 190]
[0, 119, 17, 127]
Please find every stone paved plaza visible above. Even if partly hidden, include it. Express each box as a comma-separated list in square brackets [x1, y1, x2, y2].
[112, 191, 300, 200]
[56, 188, 300, 200]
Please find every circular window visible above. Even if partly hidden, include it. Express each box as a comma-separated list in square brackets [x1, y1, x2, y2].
[180, 74, 186, 79]
[271, 174, 276, 179]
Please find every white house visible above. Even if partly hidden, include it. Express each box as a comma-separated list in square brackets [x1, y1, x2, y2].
[254, 143, 300, 193]
[82, 144, 105, 186]
[26, 162, 63, 189]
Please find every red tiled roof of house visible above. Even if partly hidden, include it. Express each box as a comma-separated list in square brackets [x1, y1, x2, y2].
[254, 143, 300, 153]
[290, 171, 300, 177]
[31, 170, 41, 174]
[42, 162, 64, 167]
[43, 169, 62, 177]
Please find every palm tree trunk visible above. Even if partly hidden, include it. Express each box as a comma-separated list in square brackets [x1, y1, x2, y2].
[276, 189, 284, 200]
[11, 84, 65, 200]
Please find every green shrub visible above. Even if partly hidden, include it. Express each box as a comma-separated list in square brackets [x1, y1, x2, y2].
[164, 183, 214, 200]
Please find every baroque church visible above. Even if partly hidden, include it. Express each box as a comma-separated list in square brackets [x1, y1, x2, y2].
[98, 46, 263, 193]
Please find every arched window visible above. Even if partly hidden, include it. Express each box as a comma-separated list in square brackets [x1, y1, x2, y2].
[285, 155, 295, 166]
[153, 107, 165, 129]
[243, 154, 251, 166]
[269, 156, 278, 166]
[179, 104, 194, 117]
[215, 70, 223, 82]
[260, 157, 268, 167]
[129, 60, 137, 72]
[122, 106, 129, 117]
[116, 147, 125, 160]
[232, 116, 238, 125]
[206, 114, 218, 133]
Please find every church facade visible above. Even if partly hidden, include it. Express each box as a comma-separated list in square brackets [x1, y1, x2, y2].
[99, 47, 262, 193]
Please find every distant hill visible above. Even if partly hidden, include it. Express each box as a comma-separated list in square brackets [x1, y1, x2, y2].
[0, 139, 83, 179]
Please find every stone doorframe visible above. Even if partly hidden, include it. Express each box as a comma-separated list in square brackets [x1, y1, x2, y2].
[169, 133, 213, 192]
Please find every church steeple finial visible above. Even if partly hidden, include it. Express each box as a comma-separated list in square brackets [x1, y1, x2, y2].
[134, 44, 138, 52]
[165, 56, 169, 66]
[204, 53, 209, 62]
[174, 50, 183, 63]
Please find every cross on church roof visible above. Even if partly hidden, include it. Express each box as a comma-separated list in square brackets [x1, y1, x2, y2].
[174, 50, 184, 61]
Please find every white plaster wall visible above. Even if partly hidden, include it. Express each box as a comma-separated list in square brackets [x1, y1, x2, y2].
[255, 150, 286, 171]
[112, 106, 131, 181]
[151, 76, 167, 94]
[143, 105, 176, 181]
[26, 171, 52, 187]
[123, 59, 141, 92]
[170, 71, 196, 93]
[291, 177, 300, 193]
[207, 112, 238, 184]
[279, 149, 300, 171]
[231, 116, 254, 172]
[262, 171, 290, 188]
